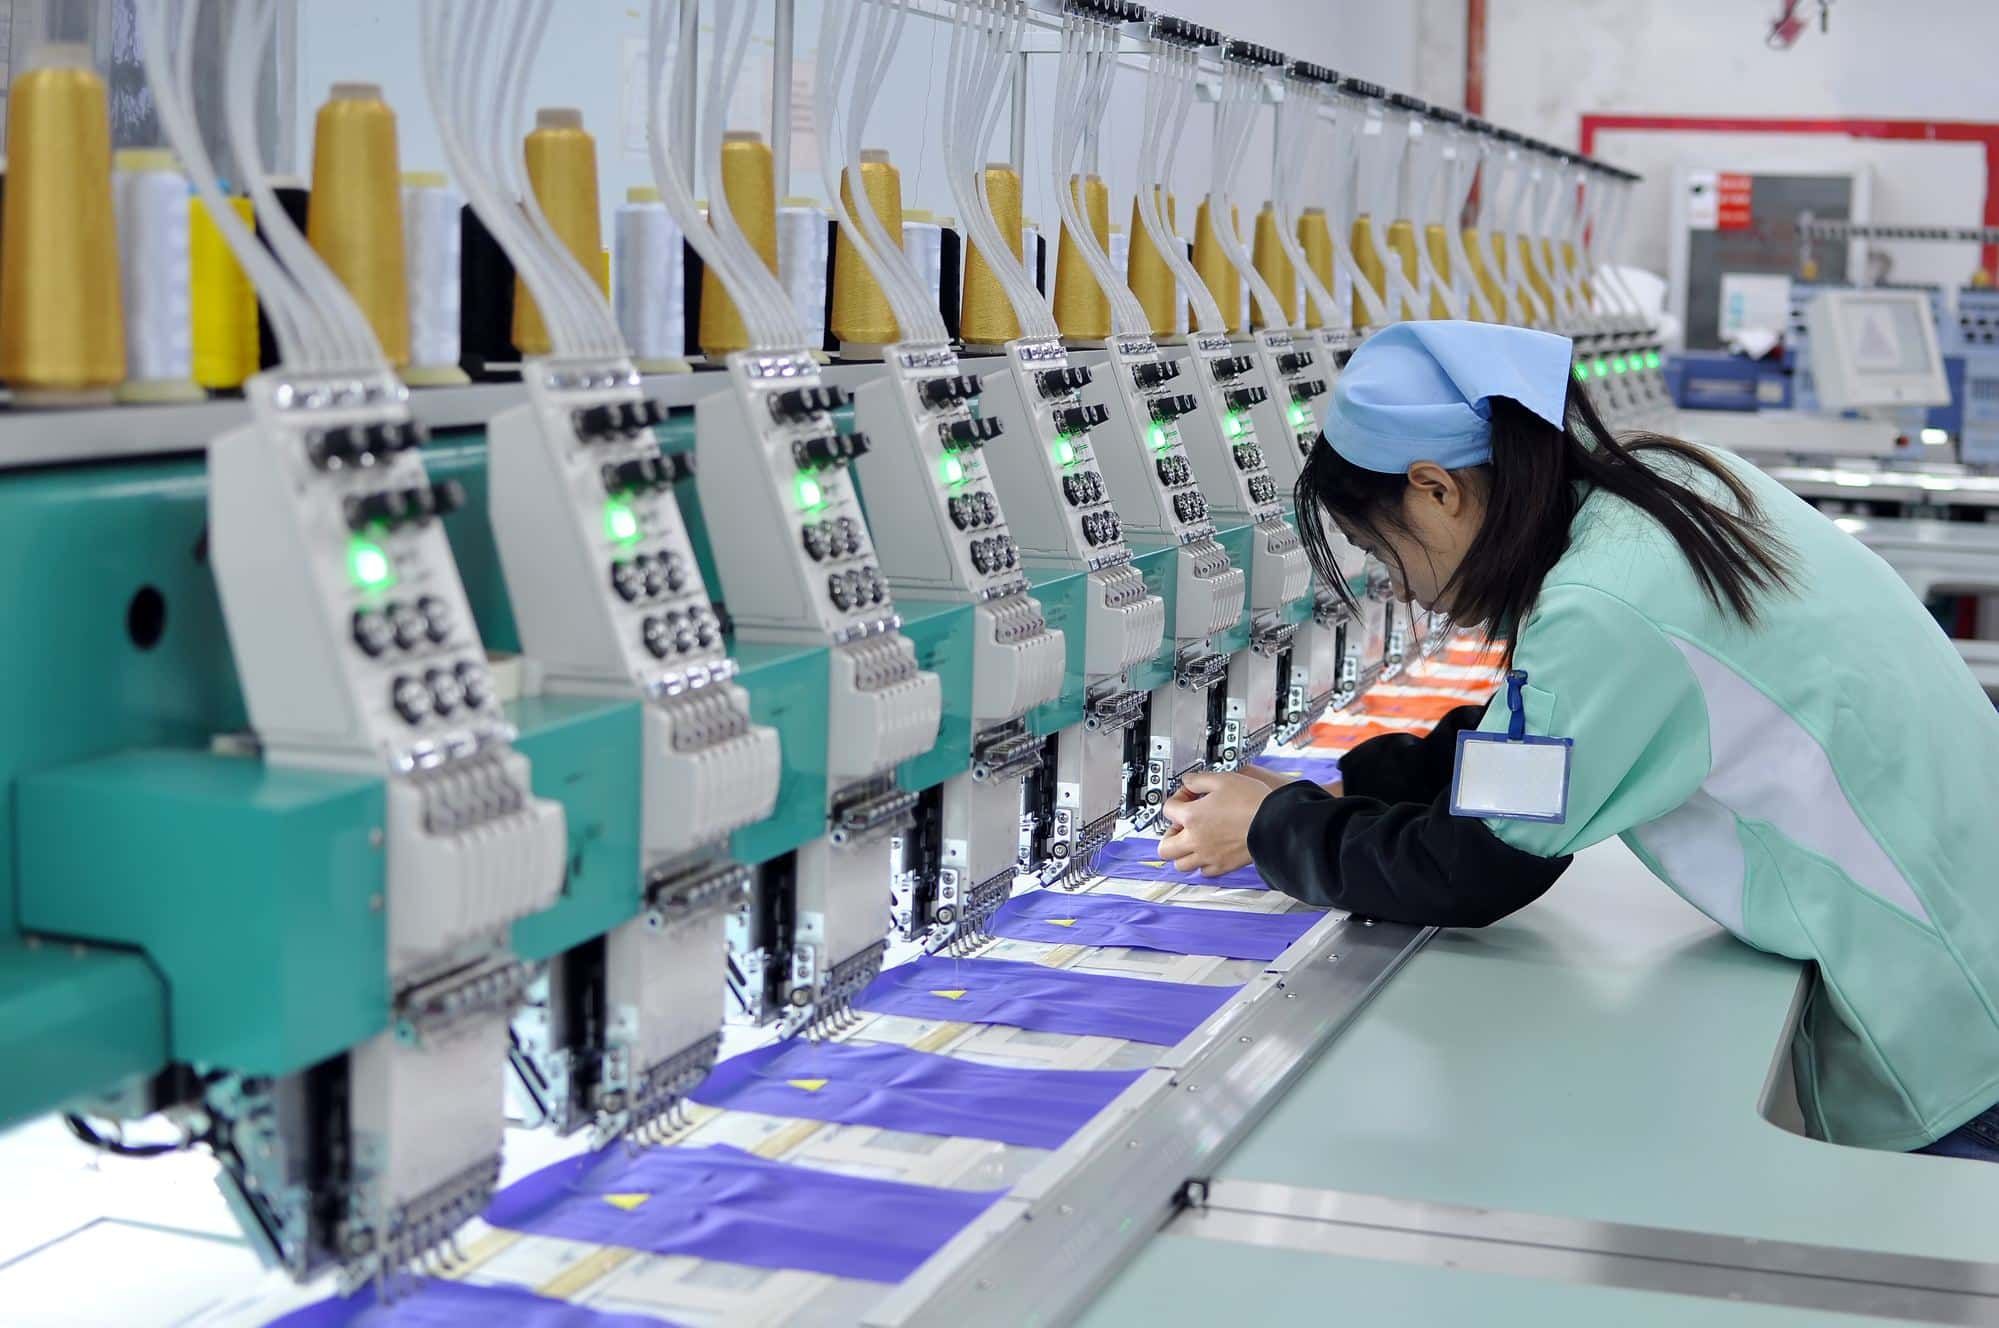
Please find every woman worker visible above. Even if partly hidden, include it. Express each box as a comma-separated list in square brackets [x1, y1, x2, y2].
[1157, 320, 1999, 1162]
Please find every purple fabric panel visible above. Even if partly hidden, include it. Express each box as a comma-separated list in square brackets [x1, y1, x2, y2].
[1094, 837, 1268, 890]
[269, 1278, 675, 1328]
[483, 1143, 1001, 1284]
[988, 889, 1320, 961]
[687, 1038, 1141, 1148]
[854, 954, 1236, 1044]
[1253, 753, 1342, 785]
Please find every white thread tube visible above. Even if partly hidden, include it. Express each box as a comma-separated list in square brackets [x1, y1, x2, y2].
[401, 170, 470, 385]
[112, 148, 201, 401]
[615, 184, 686, 369]
[777, 197, 829, 349]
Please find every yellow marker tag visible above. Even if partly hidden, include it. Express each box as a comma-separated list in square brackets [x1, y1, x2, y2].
[787, 1078, 830, 1092]
[929, 989, 968, 1000]
[1143, 859, 1167, 868]
[1048, 918, 1077, 927]
[602, 1193, 650, 1211]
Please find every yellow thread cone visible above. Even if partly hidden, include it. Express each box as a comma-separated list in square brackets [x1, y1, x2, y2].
[1387, 219, 1422, 321]
[308, 83, 409, 366]
[191, 196, 259, 389]
[1251, 203, 1295, 329]
[1298, 207, 1334, 329]
[699, 131, 779, 358]
[1350, 214, 1384, 330]
[961, 162, 1023, 348]
[1126, 188, 1181, 340]
[831, 149, 902, 351]
[1423, 223, 1454, 318]
[1464, 228, 1507, 323]
[1192, 199, 1242, 334]
[513, 107, 603, 358]
[1, 43, 124, 402]
[1053, 174, 1110, 342]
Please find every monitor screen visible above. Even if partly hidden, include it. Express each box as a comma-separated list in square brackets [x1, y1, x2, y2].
[1839, 295, 1935, 375]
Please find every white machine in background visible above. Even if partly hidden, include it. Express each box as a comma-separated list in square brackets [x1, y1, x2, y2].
[1806, 286, 1952, 412]
[420, 0, 780, 1145]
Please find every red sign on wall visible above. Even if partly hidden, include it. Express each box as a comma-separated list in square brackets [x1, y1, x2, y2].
[1717, 172, 1754, 229]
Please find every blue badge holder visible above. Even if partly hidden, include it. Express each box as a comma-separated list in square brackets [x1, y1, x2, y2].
[1449, 669, 1573, 823]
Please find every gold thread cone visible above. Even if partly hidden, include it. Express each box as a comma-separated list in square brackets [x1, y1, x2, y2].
[1423, 223, 1454, 318]
[513, 107, 603, 357]
[1251, 203, 1295, 329]
[1387, 219, 1422, 321]
[1350, 214, 1385, 330]
[307, 82, 409, 367]
[1517, 234, 1553, 325]
[831, 149, 901, 352]
[1298, 207, 1334, 329]
[1464, 228, 1506, 323]
[192, 196, 259, 388]
[1125, 188, 1180, 340]
[1192, 199, 1242, 334]
[1565, 240, 1592, 309]
[0, 43, 124, 401]
[1053, 174, 1110, 342]
[961, 162, 1023, 348]
[699, 130, 778, 358]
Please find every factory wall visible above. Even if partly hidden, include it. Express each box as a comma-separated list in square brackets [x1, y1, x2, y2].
[1472, 0, 1999, 294]
[292, 0, 1424, 253]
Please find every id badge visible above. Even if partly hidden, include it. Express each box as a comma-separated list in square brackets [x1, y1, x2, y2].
[1449, 670, 1572, 824]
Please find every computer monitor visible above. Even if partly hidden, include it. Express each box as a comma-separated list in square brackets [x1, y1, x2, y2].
[1805, 288, 1951, 411]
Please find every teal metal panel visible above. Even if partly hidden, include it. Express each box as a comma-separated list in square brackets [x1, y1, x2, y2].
[1025, 567, 1088, 736]
[506, 694, 645, 962]
[18, 750, 387, 1077]
[0, 939, 167, 1131]
[892, 598, 975, 793]
[729, 641, 830, 865]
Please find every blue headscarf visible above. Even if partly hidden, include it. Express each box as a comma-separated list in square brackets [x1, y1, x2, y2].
[1320, 321, 1575, 473]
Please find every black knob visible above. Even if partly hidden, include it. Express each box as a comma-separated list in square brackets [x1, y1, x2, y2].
[1131, 360, 1180, 389]
[770, 385, 849, 420]
[351, 608, 393, 657]
[1224, 386, 1268, 413]
[803, 522, 833, 559]
[943, 417, 1003, 449]
[603, 457, 660, 493]
[1291, 378, 1327, 403]
[344, 488, 407, 532]
[611, 558, 646, 601]
[641, 615, 674, 659]
[425, 665, 464, 716]
[1150, 393, 1197, 423]
[920, 374, 983, 407]
[1036, 365, 1093, 398]
[391, 674, 431, 724]
[416, 594, 452, 644]
[573, 404, 623, 439]
[827, 572, 853, 611]
[1053, 405, 1093, 436]
[1213, 355, 1254, 379]
[793, 433, 850, 469]
[455, 661, 492, 710]
[1277, 351, 1314, 375]
[308, 425, 363, 469]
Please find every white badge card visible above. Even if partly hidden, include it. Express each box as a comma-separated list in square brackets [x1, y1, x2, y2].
[1449, 669, 1572, 823]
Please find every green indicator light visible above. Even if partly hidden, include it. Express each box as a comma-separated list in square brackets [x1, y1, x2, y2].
[1054, 437, 1076, 466]
[1610, 355, 1629, 374]
[1148, 423, 1169, 449]
[1288, 403, 1309, 428]
[1591, 359, 1608, 378]
[795, 473, 825, 509]
[1646, 351, 1661, 369]
[941, 455, 965, 485]
[604, 498, 641, 544]
[1574, 367, 1587, 383]
[1223, 414, 1243, 439]
[348, 538, 394, 591]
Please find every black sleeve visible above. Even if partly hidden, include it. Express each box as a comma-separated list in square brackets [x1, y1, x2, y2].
[1246, 779, 1569, 927]
[1336, 703, 1490, 804]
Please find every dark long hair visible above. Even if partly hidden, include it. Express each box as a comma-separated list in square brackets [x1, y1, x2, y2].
[1293, 377, 1795, 657]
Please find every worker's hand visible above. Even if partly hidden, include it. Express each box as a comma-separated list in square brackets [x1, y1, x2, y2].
[1157, 769, 1270, 877]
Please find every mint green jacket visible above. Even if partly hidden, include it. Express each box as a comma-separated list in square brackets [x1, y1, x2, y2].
[1481, 453, 1999, 1149]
